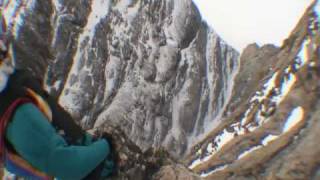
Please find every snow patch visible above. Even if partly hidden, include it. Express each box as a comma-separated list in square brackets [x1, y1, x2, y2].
[200, 164, 228, 177]
[251, 68, 296, 105]
[112, 0, 139, 23]
[250, 72, 279, 103]
[215, 129, 235, 152]
[262, 135, 279, 146]
[125, 1, 139, 22]
[233, 122, 245, 135]
[297, 38, 311, 65]
[188, 158, 202, 169]
[282, 107, 304, 133]
[113, 0, 132, 12]
[85, 0, 110, 41]
[273, 70, 296, 104]
[196, 148, 203, 156]
[189, 129, 236, 169]
[206, 143, 214, 153]
[233, 106, 304, 161]
[234, 107, 304, 161]
[246, 69, 296, 127]
[237, 146, 262, 159]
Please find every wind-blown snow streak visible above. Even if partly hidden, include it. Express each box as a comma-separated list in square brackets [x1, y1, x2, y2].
[50, 0, 63, 47]
[190, 29, 240, 149]
[59, 0, 111, 111]
[85, 0, 110, 41]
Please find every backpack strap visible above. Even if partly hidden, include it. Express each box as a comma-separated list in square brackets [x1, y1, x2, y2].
[26, 88, 52, 122]
[5, 151, 53, 180]
[0, 98, 31, 159]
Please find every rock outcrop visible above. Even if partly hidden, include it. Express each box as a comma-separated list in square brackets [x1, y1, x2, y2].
[93, 124, 201, 179]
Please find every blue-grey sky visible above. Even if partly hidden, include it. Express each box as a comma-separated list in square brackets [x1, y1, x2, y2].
[193, 0, 313, 51]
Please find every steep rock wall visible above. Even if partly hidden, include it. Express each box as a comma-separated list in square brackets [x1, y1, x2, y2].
[2, 0, 239, 157]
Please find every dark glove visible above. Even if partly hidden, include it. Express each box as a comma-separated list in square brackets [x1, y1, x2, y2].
[82, 135, 116, 180]
[100, 133, 115, 150]
[100, 133, 118, 176]
[100, 159, 114, 178]
[82, 133, 94, 146]
[83, 158, 114, 180]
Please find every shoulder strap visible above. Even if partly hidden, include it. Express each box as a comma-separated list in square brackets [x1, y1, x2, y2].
[0, 98, 53, 180]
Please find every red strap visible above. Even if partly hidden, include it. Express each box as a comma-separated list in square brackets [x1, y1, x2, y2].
[0, 98, 32, 160]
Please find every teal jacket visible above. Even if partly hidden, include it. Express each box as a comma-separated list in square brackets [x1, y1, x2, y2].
[5, 103, 110, 179]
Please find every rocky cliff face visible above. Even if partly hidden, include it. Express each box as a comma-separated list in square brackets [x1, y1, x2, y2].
[186, 1, 320, 179]
[2, 0, 239, 158]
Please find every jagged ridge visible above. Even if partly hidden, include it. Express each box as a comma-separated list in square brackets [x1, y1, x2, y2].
[186, 1, 320, 179]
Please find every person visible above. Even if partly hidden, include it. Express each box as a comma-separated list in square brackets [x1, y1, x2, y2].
[0, 12, 114, 180]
